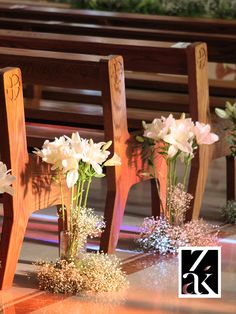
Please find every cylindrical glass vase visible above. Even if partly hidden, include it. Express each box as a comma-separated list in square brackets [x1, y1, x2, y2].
[60, 230, 87, 261]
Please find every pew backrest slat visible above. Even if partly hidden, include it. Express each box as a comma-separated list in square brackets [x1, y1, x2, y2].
[0, 47, 113, 90]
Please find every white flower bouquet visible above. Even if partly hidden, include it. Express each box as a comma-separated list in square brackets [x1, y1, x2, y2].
[34, 132, 128, 294]
[137, 113, 218, 224]
[137, 114, 219, 254]
[34, 132, 121, 259]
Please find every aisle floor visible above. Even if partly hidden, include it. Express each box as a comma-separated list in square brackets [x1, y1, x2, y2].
[0, 157, 235, 313]
[0, 224, 236, 314]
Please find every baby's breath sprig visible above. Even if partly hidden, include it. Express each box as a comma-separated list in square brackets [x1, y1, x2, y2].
[36, 253, 128, 294]
[137, 217, 219, 255]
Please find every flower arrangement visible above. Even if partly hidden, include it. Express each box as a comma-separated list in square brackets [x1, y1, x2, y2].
[215, 102, 236, 224]
[215, 101, 236, 157]
[34, 132, 121, 259]
[0, 161, 15, 196]
[136, 114, 219, 254]
[34, 132, 128, 294]
[137, 113, 218, 224]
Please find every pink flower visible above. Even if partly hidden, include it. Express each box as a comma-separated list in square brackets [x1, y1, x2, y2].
[194, 122, 219, 145]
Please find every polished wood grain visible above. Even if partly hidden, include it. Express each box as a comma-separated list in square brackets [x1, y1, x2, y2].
[26, 122, 104, 148]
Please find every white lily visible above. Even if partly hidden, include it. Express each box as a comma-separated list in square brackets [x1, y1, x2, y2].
[82, 140, 110, 174]
[34, 136, 71, 171]
[0, 162, 15, 196]
[66, 169, 79, 188]
[143, 114, 175, 141]
[163, 118, 195, 157]
[102, 140, 112, 151]
[104, 153, 121, 166]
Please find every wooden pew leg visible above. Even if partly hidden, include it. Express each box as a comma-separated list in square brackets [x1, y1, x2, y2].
[186, 147, 210, 221]
[226, 155, 236, 201]
[0, 214, 28, 290]
[100, 184, 130, 254]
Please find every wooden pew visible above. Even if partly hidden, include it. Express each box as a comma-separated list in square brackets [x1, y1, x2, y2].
[0, 67, 70, 289]
[0, 3, 235, 36]
[0, 29, 234, 123]
[0, 29, 233, 210]
[0, 53, 167, 291]
[0, 32, 214, 119]
[0, 17, 235, 101]
[0, 17, 234, 108]
[0, 29, 234, 111]
[0, 11, 233, 204]
[0, 16, 235, 65]
[0, 5, 234, 111]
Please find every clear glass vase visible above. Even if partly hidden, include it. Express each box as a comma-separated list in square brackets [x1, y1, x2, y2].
[59, 230, 87, 261]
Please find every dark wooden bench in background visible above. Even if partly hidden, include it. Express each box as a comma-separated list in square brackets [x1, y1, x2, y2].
[0, 3, 234, 110]
[0, 4, 234, 216]
[0, 4, 235, 65]
[0, 4, 235, 35]
[0, 29, 234, 109]
[0, 4, 234, 111]
[0, 28, 233, 214]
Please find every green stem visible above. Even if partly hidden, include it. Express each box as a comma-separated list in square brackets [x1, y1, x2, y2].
[59, 174, 65, 229]
[83, 176, 92, 208]
[172, 157, 177, 187]
[70, 185, 75, 232]
[77, 179, 85, 219]
[64, 230, 77, 261]
[167, 159, 171, 190]
[167, 158, 174, 223]
[75, 178, 81, 208]
[183, 161, 190, 190]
